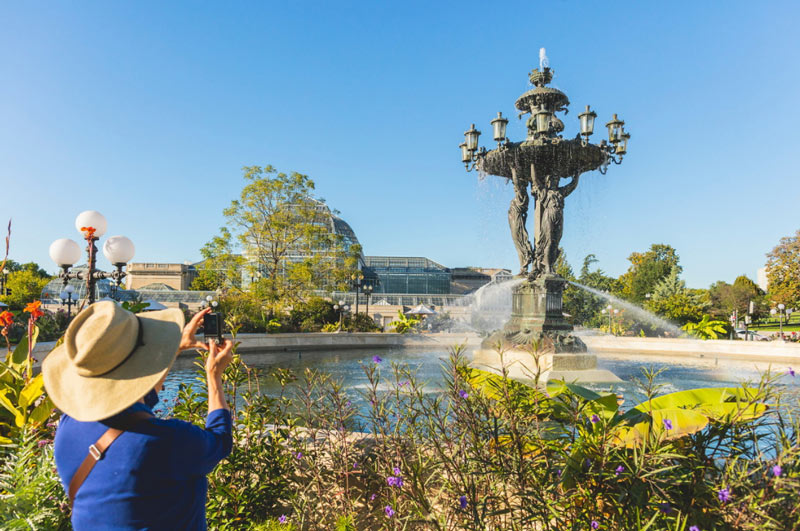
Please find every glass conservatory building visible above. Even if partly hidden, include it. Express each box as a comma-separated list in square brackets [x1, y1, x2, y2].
[362, 256, 451, 295]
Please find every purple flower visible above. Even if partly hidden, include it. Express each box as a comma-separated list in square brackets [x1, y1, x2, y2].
[788, 367, 796, 377]
[278, 515, 287, 524]
[459, 495, 467, 509]
[37, 439, 52, 448]
[772, 465, 782, 477]
[615, 465, 624, 476]
[393, 467, 402, 475]
[459, 389, 469, 399]
[718, 487, 730, 503]
[370, 493, 376, 501]
[353, 461, 359, 469]
[663, 418, 673, 431]
[372, 355, 382, 364]
[556, 468, 562, 477]
[399, 380, 408, 387]
[294, 451, 302, 460]
[658, 502, 672, 514]
[590, 414, 600, 424]
[387, 475, 404, 487]
[384, 505, 395, 518]
[591, 520, 600, 529]
[346, 400, 352, 407]
[689, 527, 700, 531]
[585, 458, 592, 469]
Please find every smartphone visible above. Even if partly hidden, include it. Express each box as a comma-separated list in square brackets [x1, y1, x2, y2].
[203, 312, 223, 344]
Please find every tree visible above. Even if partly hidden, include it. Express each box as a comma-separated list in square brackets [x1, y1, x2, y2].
[647, 266, 708, 325]
[708, 275, 765, 321]
[765, 229, 800, 308]
[0, 270, 51, 310]
[618, 244, 681, 303]
[3, 261, 49, 278]
[205, 165, 356, 310]
[562, 254, 622, 327]
[190, 227, 244, 291]
[682, 315, 729, 340]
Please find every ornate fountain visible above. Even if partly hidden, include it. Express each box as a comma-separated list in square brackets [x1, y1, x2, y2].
[461, 51, 629, 378]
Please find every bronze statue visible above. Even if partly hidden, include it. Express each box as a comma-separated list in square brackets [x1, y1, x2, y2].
[508, 168, 533, 276]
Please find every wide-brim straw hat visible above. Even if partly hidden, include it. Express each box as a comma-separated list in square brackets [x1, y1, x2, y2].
[43, 300, 185, 422]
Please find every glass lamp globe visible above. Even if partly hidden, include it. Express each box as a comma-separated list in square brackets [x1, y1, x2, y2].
[771, 309, 777, 315]
[459, 142, 471, 163]
[578, 105, 597, 136]
[64, 284, 75, 294]
[464, 124, 481, 151]
[74, 211, 108, 238]
[534, 109, 552, 134]
[490, 112, 509, 142]
[778, 303, 785, 310]
[49, 238, 82, 266]
[103, 236, 136, 265]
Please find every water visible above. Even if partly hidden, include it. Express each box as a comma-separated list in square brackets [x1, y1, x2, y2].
[454, 278, 522, 333]
[570, 281, 685, 337]
[158, 348, 800, 416]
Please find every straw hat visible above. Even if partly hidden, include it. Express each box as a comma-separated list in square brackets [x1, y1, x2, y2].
[42, 300, 185, 422]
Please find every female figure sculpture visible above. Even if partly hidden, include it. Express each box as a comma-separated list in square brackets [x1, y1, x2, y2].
[531, 167, 579, 278]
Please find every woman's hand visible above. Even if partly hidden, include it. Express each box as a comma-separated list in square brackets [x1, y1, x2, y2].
[206, 339, 234, 380]
[178, 308, 212, 351]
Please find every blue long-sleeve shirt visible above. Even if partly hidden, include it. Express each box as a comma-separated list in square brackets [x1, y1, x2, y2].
[54, 402, 233, 530]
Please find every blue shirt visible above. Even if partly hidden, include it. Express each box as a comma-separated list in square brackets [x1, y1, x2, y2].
[54, 402, 232, 530]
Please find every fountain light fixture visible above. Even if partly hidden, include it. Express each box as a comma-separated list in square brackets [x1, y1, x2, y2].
[460, 61, 629, 172]
[59, 284, 77, 317]
[49, 211, 135, 306]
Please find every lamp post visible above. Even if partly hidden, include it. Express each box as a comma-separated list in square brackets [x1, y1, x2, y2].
[351, 273, 364, 315]
[363, 284, 373, 320]
[49, 211, 135, 306]
[773, 303, 787, 339]
[0, 267, 8, 296]
[59, 284, 78, 318]
[333, 300, 348, 332]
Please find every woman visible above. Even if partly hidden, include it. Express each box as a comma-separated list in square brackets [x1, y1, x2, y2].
[42, 301, 234, 530]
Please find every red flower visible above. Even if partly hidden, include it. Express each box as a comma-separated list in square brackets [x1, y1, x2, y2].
[24, 300, 44, 320]
[0, 310, 13, 327]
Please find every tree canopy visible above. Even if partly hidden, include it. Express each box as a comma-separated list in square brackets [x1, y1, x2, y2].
[765, 229, 800, 308]
[619, 244, 681, 303]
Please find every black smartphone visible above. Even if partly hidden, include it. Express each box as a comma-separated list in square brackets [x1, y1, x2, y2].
[203, 312, 223, 344]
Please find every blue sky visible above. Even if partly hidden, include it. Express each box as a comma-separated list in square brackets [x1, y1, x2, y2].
[1, 1, 798, 288]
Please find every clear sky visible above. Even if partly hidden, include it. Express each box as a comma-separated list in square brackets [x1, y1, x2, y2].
[1, 1, 798, 288]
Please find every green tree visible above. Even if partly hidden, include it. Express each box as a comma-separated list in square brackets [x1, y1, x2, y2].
[0, 271, 51, 310]
[618, 244, 681, 303]
[212, 166, 354, 310]
[563, 254, 622, 327]
[647, 266, 708, 325]
[765, 229, 800, 308]
[708, 275, 765, 321]
[682, 314, 729, 340]
[3, 261, 49, 278]
[190, 227, 244, 291]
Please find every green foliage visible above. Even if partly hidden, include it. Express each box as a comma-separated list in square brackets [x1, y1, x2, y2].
[619, 243, 681, 303]
[0, 326, 56, 443]
[209, 165, 357, 310]
[344, 312, 381, 333]
[288, 297, 337, 332]
[646, 266, 709, 325]
[708, 275, 766, 322]
[191, 227, 245, 291]
[389, 310, 419, 333]
[765, 229, 800, 308]
[682, 314, 730, 339]
[0, 430, 70, 530]
[562, 254, 623, 327]
[0, 271, 51, 311]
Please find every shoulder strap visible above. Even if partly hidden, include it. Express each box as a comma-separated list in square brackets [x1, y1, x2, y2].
[67, 410, 153, 508]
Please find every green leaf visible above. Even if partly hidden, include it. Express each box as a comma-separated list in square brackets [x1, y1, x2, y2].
[28, 396, 54, 426]
[10, 325, 39, 370]
[631, 387, 758, 414]
[614, 408, 709, 447]
[0, 388, 24, 426]
[462, 367, 550, 411]
[19, 373, 45, 410]
[547, 380, 619, 418]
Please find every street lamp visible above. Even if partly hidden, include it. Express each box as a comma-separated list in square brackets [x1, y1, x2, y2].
[774, 303, 787, 338]
[333, 300, 348, 332]
[59, 285, 77, 318]
[351, 273, 364, 315]
[362, 284, 374, 320]
[49, 211, 135, 306]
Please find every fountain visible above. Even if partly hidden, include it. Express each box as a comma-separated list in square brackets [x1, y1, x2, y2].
[460, 50, 629, 382]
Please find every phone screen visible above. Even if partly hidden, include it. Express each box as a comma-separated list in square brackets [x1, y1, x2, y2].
[203, 313, 221, 340]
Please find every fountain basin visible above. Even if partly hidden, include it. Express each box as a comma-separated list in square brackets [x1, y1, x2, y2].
[472, 347, 622, 384]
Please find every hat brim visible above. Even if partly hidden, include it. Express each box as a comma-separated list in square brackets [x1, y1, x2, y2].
[42, 308, 185, 422]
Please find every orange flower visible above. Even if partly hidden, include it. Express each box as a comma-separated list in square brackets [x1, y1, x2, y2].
[0, 310, 13, 327]
[80, 226, 97, 239]
[24, 300, 44, 320]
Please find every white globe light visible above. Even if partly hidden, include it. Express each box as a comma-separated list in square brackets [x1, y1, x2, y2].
[778, 303, 785, 310]
[49, 238, 82, 266]
[102, 235, 135, 264]
[74, 210, 108, 238]
[64, 284, 75, 293]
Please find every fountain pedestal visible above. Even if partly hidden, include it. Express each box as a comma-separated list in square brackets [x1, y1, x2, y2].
[477, 274, 620, 383]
